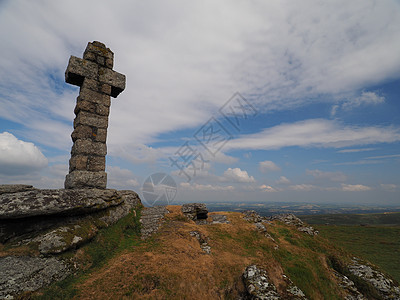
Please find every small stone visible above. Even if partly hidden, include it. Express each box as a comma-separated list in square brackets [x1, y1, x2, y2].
[98, 68, 126, 97]
[65, 56, 98, 85]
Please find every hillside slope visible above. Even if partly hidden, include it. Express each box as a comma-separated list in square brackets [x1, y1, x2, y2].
[17, 205, 400, 299]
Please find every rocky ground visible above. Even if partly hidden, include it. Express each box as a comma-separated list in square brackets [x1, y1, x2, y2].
[1, 186, 399, 299]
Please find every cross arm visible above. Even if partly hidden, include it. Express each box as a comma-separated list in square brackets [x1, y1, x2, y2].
[99, 68, 126, 97]
[65, 56, 98, 87]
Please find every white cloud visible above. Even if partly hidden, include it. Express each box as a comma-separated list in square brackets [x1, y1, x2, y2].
[259, 184, 278, 192]
[306, 169, 347, 182]
[0, 132, 48, 175]
[342, 91, 385, 110]
[226, 119, 400, 151]
[288, 184, 316, 191]
[107, 166, 140, 189]
[276, 176, 290, 185]
[222, 167, 255, 183]
[1, 0, 400, 153]
[180, 182, 234, 191]
[259, 160, 281, 173]
[341, 184, 372, 192]
[337, 148, 376, 153]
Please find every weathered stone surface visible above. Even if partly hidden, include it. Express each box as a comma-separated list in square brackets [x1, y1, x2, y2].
[65, 41, 126, 189]
[0, 188, 121, 219]
[0, 184, 36, 195]
[332, 270, 366, 300]
[83, 41, 114, 60]
[268, 214, 318, 236]
[71, 139, 107, 156]
[74, 110, 108, 129]
[181, 203, 208, 222]
[348, 258, 400, 299]
[98, 67, 126, 97]
[1, 189, 141, 252]
[69, 155, 88, 172]
[140, 206, 169, 239]
[87, 156, 106, 172]
[71, 125, 107, 143]
[65, 56, 98, 85]
[242, 265, 280, 299]
[65, 171, 107, 189]
[79, 87, 111, 107]
[190, 230, 211, 254]
[210, 214, 230, 224]
[0, 256, 69, 299]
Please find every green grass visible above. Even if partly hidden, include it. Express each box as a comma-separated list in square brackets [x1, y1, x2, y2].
[301, 212, 400, 226]
[33, 207, 143, 299]
[316, 225, 400, 283]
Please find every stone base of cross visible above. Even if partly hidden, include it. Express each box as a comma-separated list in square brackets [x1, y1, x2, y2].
[64, 41, 126, 189]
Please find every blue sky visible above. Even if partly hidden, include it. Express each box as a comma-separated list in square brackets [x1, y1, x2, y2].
[0, 0, 399, 206]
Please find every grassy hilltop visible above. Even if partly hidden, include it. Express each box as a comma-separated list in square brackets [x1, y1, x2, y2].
[22, 207, 398, 299]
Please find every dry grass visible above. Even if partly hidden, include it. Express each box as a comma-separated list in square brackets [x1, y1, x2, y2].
[35, 207, 351, 299]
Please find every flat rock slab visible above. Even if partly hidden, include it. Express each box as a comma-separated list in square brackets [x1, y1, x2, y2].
[0, 184, 36, 195]
[0, 256, 69, 299]
[0, 188, 122, 219]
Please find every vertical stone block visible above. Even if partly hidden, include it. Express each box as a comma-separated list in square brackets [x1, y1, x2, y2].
[64, 41, 125, 189]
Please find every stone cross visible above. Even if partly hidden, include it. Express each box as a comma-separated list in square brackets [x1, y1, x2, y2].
[64, 41, 126, 189]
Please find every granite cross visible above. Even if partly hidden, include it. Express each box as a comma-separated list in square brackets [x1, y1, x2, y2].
[64, 41, 126, 189]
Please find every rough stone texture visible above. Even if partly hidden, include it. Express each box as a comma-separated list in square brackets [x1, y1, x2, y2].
[332, 270, 366, 300]
[0, 188, 121, 219]
[1, 189, 141, 254]
[347, 258, 400, 299]
[210, 214, 230, 224]
[190, 231, 211, 254]
[242, 265, 280, 299]
[0, 256, 69, 299]
[65, 41, 126, 189]
[64, 171, 107, 189]
[181, 203, 208, 222]
[0, 184, 36, 195]
[241, 265, 307, 300]
[140, 206, 169, 239]
[268, 214, 318, 236]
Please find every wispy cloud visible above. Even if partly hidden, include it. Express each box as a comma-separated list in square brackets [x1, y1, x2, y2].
[306, 169, 347, 182]
[341, 184, 372, 192]
[259, 160, 281, 173]
[226, 119, 400, 151]
[337, 148, 377, 153]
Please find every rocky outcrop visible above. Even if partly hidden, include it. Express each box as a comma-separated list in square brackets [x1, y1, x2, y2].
[0, 188, 141, 248]
[268, 214, 318, 236]
[140, 206, 169, 239]
[0, 256, 69, 299]
[190, 230, 211, 254]
[0, 184, 36, 195]
[210, 214, 230, 224]
[241, 265, 307, 299]
[332, 270, 366, 300]
[181, 203, 208, 223]
[0, 186, 142, 298]
[242, 265, 280, 299]
[347, 258, 400, 299]
[0, 188, 122, 219]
